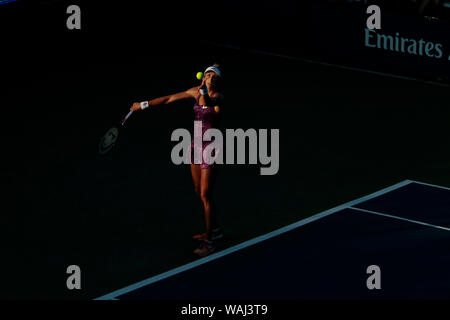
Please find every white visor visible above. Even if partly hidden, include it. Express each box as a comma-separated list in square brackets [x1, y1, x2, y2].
[204, 66, 221, 77]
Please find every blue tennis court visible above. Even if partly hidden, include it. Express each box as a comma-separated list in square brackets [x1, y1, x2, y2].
[96, 180, 450, 300]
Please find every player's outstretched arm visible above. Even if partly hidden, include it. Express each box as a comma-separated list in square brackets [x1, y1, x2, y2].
[130, 87, 198, 111]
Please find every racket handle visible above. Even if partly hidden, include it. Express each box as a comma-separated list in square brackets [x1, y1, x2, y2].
[124, 110, 134, 120]
[121, 110, 134, 125]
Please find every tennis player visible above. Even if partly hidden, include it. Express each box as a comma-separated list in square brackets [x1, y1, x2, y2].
[130, 64, 224, 257]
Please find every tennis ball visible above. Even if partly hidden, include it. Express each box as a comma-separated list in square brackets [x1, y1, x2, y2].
[196, 72, 204, 80]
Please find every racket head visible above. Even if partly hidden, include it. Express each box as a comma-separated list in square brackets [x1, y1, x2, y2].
[98, 110, 133, 156]
[98, 126, 120, 155]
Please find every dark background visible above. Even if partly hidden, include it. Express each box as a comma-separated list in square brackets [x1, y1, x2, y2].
[1, 0, 314, 299]
[1, 0, 450, 300]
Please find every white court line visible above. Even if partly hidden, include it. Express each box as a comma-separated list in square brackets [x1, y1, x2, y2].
[95, 179, 412, 300]
[205, 41, 450, 89]
[349, 206, 450, 232]
[409, 180, 450, 192]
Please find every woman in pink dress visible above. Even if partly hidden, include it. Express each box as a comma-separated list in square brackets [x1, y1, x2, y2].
[130, 64, 224, 257]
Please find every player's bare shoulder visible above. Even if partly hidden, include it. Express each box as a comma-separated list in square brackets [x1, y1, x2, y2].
[211, 92, 224, 104]
[213, 92, 224, 99]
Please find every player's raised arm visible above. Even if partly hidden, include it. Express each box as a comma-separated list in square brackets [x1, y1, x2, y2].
[130, 87, 199, 111]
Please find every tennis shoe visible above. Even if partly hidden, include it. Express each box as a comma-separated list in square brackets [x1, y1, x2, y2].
[194, 240, 215, 257]
[192, 228, 223, 241]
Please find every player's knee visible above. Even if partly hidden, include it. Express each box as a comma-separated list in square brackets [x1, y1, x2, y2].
[194, 186, 201, 196]
[200, 190, 210, 203]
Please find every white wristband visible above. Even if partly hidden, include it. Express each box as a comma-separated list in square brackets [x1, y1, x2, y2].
[140, 101, 150, 110]
[199, 86, 208, 96]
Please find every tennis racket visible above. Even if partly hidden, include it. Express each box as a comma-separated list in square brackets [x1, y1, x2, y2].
[98, 110, 134, 155]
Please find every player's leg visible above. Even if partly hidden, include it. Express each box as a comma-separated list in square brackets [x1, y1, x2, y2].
[193, 166, 219, 256]
[200, 167, 221, 235]
[191, 165, 213, 238]
[191, 163, 222, 239]
[199, 167, 218, 240]
[190, 163, 202, 198]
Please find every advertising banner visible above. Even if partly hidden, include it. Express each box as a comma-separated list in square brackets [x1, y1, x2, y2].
[312, 2, 450, 82]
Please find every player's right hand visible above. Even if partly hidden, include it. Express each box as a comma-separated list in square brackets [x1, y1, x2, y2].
[199, 79, 208, 96]
[130, 102, 142, 111]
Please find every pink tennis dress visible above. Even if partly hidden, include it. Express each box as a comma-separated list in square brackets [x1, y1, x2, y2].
[190, 94, 221, 169]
